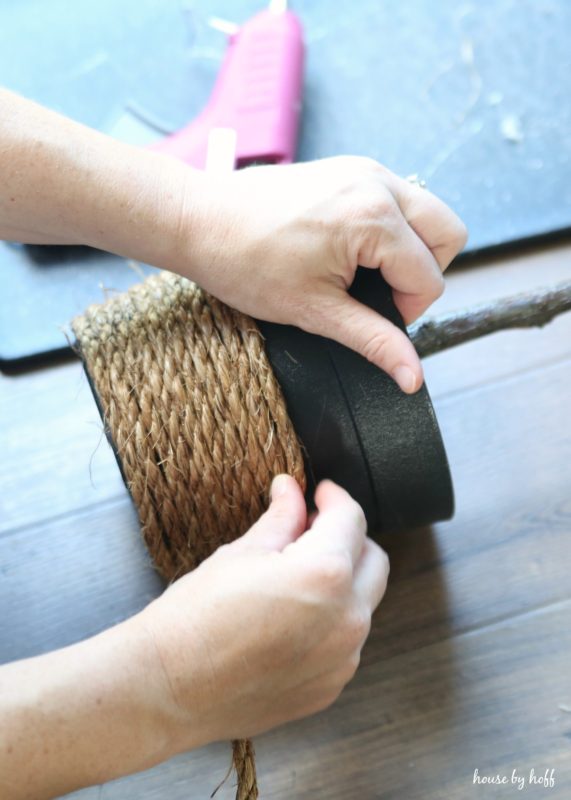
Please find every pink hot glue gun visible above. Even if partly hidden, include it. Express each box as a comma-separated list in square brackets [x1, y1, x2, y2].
[151, 0, 304, 171]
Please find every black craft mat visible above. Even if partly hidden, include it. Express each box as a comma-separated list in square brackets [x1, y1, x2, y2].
[2, 0, 571, 365]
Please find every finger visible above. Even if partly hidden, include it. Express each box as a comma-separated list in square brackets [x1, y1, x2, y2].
[385, 174, 468, 271]
[354, 539, 390, 612]
[354, 196, 445, 324]
[362, 208, 446, 324]
[238, 474, 307, 553]
[312, 290, 423, 393]
[291, 480, 367, 568]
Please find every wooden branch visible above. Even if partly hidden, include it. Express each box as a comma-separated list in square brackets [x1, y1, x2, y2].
[409, 279, 571, 358]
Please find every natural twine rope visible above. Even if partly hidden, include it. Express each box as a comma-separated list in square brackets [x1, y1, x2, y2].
[72, 271, 306, 799]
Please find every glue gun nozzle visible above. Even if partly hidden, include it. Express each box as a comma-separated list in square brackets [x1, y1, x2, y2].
[268, 0, 287, 13]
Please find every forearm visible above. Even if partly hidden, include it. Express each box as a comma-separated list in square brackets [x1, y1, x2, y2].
[0, 88, 203, 269]
[0, 615, 188, 800]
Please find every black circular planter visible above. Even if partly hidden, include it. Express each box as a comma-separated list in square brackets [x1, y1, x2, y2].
[257, 268, 454, 533]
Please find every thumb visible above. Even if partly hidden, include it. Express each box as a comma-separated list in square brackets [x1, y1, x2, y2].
[315, 292, 423, 394]
[237, 474, 307, 553]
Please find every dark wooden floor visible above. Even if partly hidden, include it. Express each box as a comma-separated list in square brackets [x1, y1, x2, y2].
[1, 243, 571, 799]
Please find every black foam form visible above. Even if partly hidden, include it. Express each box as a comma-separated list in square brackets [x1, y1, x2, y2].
[257, 268, 454, 533]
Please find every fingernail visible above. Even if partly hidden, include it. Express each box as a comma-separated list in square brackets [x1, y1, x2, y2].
[270, 475, 289, 500]
[392, 365, 417, 394]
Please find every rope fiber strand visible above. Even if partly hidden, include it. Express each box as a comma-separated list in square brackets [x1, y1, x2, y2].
[72, 271, 306, 800]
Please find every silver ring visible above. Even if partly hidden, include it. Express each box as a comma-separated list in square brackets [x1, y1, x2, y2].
[406, 173, 427, 189]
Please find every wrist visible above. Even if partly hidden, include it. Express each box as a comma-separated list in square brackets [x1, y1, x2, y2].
[56, 616, 179, 784]
[0, 614, 180, 800]
[0, 89, 209, 273]
[93, 614, 180, 766]
[80, 140, 209, 279]
[132, 598, 215, 755]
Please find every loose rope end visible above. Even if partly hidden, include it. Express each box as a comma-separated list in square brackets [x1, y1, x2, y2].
[232, 739, 259, 800]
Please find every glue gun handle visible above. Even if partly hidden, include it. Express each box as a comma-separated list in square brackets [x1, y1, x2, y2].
[152, 9, 304, 169]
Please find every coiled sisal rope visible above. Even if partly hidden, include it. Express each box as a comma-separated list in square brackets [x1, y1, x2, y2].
[72, 271, 306, 800]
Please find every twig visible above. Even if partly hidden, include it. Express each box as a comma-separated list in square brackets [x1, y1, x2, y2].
[409, 280, 571, 358]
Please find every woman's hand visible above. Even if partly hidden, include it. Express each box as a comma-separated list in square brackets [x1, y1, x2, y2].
[181, 157, 467, 393]
[139, 475, 389, 750]
[0, 478, 388, 799]
[0, 90, 466, 391]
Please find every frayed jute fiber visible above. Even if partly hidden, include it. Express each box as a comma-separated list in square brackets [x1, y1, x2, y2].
[72, 271, 306, 800]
